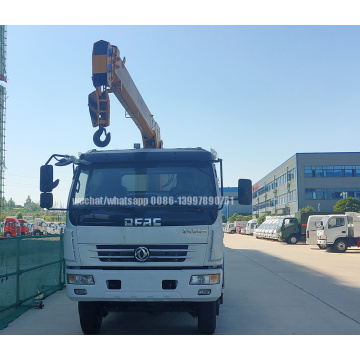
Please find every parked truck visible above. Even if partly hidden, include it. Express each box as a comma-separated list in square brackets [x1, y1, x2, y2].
[223, 222, 236, 234]
[276, 211, 340, 244]
[235, 220, 247, 234]
[305, 215, 326, 248]
[39, 40, 252, 335]
[33, 218, 48, 236]
[245, 219, 258, 235]
[317, 212, 360, 253]
[18, 219, 30, 235]
[3, 217, 21, 237]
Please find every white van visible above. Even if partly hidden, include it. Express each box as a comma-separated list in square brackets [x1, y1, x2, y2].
[306, 215, 326, 248]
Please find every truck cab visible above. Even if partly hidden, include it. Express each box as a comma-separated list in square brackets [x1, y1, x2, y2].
[317, 215, 347, 252]
[33, 218, 47, 236]
[4, 217, 21, 238]
[276, 216, 299, 244]
[224, 222, 236, 234]
[245, 219, 257, 235]
[18, 219, 30, 235]
[40, 147, 252, 334]
[317, 213, 360, 253]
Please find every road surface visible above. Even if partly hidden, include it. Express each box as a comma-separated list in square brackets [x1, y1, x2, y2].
[2, 234, 360, 335]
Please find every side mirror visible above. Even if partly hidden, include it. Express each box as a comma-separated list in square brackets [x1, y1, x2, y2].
[238, 179, 252, 205]
[40, 165, 59, 192]
[40, 192, 53, 209]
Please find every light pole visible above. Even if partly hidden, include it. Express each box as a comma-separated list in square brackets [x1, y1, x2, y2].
[340, 192, 348, 199]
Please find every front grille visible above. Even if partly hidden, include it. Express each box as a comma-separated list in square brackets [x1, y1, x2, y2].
[91, 245, 192, 263]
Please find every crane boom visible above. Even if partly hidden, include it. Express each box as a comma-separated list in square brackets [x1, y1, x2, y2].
[89, 40, 162, 149]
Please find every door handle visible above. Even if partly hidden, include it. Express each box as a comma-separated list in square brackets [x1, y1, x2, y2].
[341, 231, 346, 233]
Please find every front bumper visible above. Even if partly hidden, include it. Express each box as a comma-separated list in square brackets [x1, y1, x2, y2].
[66, 267, 223, 302]
[317, 239, 327, 245]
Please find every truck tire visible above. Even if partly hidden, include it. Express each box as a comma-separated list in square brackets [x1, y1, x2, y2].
[5, 232, 11, 238]
[318, 244, 327, 250]
[198, 301, 216, 335]
[334, 239, 348, 253]
[287, 234, 299, 244]
[78, 301, 102, 335]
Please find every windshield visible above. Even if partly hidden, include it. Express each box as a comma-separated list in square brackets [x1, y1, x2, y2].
[317, 216, 329, 229]
[69, 162, 219, 227]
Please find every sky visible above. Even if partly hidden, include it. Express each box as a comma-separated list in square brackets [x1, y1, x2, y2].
[1, 15, 360, 206]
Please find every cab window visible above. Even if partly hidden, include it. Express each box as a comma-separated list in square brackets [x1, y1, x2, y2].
[284, 218, 295, 226]
[328, 217, 345, 229]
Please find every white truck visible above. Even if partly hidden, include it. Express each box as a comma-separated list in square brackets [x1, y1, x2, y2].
[39, 40, 252, 335]
[306, 215, 327, 249]
[224, 222, 236, 234]
[33, 218, 48, 236]
[317, 212, 360, 253]
[245, 219, 257, 235]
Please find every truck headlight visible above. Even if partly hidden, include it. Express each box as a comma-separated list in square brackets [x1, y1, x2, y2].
[189, 274, 220, 285]
[67, 274, 95, 285]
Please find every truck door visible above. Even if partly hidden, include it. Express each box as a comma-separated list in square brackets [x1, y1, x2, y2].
[283, 218, 297, 234]
[327, 217, 346, 242]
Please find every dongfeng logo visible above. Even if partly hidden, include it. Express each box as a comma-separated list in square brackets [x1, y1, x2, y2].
[134, 246, 150, 262]
[125, 218, 161, 226]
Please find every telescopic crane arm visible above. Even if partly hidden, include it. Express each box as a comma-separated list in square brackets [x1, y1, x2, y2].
[88, 40, 162, 149]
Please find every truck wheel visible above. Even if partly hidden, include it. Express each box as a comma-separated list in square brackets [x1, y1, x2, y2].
[334, 239, 348, 253]
[78, 301, 102, 335]
[287, 235, 299, 244]
[198, 301, 216, 335]
[33, 230, 41, 236]
[318, 244, 327, 250]
[5, 232, 11, 238]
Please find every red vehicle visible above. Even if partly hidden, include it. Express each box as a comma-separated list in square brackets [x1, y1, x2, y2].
[4, 217, 21, 238]
[18, 219, 30, 235]
[236, 226, 245, 234]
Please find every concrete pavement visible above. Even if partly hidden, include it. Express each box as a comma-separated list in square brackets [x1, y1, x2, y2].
[2, 234, 360, 335]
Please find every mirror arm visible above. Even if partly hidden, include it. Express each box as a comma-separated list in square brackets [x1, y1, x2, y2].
[45, 154, 68, 166]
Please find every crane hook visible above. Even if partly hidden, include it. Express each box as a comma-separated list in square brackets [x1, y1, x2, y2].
[93, 126, 111, 147]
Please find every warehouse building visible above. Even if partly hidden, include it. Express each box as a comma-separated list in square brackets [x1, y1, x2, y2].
[252, 152, 360, 217]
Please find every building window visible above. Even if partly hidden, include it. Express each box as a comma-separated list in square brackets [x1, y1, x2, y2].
[304, 165, 360, 178]
[288, 168, 296, 181]
[305, 188, 360, 200]
[305, 188, 315, 200]
[304, 167, 313, 177]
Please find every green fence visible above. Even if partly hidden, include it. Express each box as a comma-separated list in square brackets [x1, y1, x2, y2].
[0, 234, 65, 330]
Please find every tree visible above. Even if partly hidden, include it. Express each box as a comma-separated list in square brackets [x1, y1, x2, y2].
[24, 195, 32, 207]
[257, 214, 267, 225]
[333, 197, 360, 212]
[242, 215, 253, 221]
[299, 206, 316, 214]
[258, 213, 277, 225]
[7, 198, 15, 209]
[16, 212, 23, 219]
[228, 213, 240, 222]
